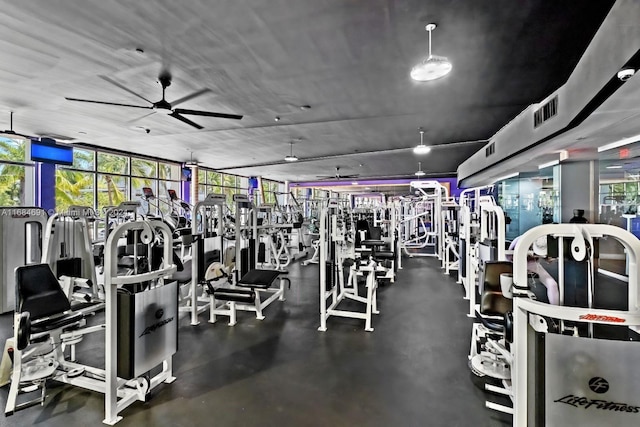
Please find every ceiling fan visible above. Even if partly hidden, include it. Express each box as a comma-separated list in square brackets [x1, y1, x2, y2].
[316, 166, 359, 180]
[1, 112, 31, 138]
[65, 71, 243, 129]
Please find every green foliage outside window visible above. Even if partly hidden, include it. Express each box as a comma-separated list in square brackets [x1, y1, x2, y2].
[0, 137, 28, 206]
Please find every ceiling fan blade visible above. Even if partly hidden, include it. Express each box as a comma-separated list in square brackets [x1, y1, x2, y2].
[170, 88, 212, 107]
[127, 111, 157, 124]
[173, 108, 243, 120]
[339, 174, 359, 179]
[65, 97, 153, 109]
[100, 75, 154, 104]
[170, 112, 203, 129]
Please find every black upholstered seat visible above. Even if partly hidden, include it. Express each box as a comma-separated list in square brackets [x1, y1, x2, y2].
[478, 261, 513, 317]
[237, 269, 284, 289]
[16, 264, 72, 320]
[15, 264, 84, 339]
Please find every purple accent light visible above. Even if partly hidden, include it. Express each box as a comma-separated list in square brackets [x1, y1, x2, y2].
[290, 177, 462, 198]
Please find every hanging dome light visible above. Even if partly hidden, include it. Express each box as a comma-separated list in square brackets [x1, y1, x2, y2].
[413, 129, 431, 154]
[411, 23, 452, 82]
[415, 161, 426, 176]
[284, 141, 299, 162]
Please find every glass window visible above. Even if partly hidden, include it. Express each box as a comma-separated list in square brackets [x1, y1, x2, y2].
[70, 148, 95, 171]
[0, 163, 27, 206]
[197, 184, 207, 201]
[0, 136, 27, 162]
[97, 174, 129, 213]
[131, 158, 157, 178]
[222, 174, 237, 187]
[159, 162, 180, 181]
[197, 170, 207, 185]
[56, 170, 94, 212]
[98, 152, 129, 175]
[132, 178, 158, 215]
[208, 171, 222, 186]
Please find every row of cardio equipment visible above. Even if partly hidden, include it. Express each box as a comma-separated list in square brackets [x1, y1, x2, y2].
[0, 191, 307, 424]
[444, 188, 640, 426]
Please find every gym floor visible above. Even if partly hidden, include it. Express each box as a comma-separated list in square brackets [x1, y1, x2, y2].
[0, 257, 511, 427]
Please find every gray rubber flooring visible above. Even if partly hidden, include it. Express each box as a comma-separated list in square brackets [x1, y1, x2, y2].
[0, 256, 511, 427]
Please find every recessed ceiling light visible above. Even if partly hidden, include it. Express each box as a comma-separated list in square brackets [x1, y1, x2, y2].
[411, 24, 452, 82]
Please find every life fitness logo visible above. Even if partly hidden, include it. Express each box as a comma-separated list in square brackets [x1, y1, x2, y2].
[139, 308, 174, 338]
[554, 376, 640, 413]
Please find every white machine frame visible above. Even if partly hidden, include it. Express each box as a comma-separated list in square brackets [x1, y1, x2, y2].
[185, 193, 226, 325]
[466, 197, 506, 317]
[207, 194, 286, 325]
[42, 206, 100, 301]
[5, 220, 177, 425]
[318, 199, 380, 332]
[510, 223, 640, 426]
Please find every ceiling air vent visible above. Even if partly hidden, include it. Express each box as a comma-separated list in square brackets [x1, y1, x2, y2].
[533, 96, 558, 128]
[485, 141, 495, 157]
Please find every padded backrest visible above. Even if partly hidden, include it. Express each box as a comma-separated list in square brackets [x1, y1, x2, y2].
[16, 263, 71, 320]
[480, 261, 512, 294]
[369, 227, 382, 240]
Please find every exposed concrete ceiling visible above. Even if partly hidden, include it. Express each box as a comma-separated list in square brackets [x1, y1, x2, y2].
[0, 0, 615, 187]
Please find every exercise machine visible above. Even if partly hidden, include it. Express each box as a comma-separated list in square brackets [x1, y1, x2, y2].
[42, 205, 100, 304]
[318, 199, 381, 332]
[510, 224, 640, 425]
[5, 219, 178, 425]
[0, 207, 48, 313]
[184, 193, 226, 325]
[206, 194, 290, 325]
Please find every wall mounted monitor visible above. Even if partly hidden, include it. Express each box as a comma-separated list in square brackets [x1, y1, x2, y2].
[30, 139, 73, 165]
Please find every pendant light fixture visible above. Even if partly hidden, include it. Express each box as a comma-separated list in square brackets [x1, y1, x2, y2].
[413, 129, 431, 154]
[410, 23, 452, 82]
[415, 161, 426, 176]
[284, 141, 299, 162]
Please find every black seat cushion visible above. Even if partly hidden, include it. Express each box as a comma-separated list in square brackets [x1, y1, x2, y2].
[480, 291, 513, 316]
[375, 251, 395, 260]
[481, 261, 512, 293]
[361, 239, 384, 247]
[237, 269, 282, 289]
[30, 312, 83, 334]
[16, 264, 71, 320]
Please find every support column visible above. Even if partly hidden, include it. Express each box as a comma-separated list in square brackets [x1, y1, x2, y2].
[558, 160, 599, 307]
[189, 164, 198, 205]
[558, 160, 598, 223]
